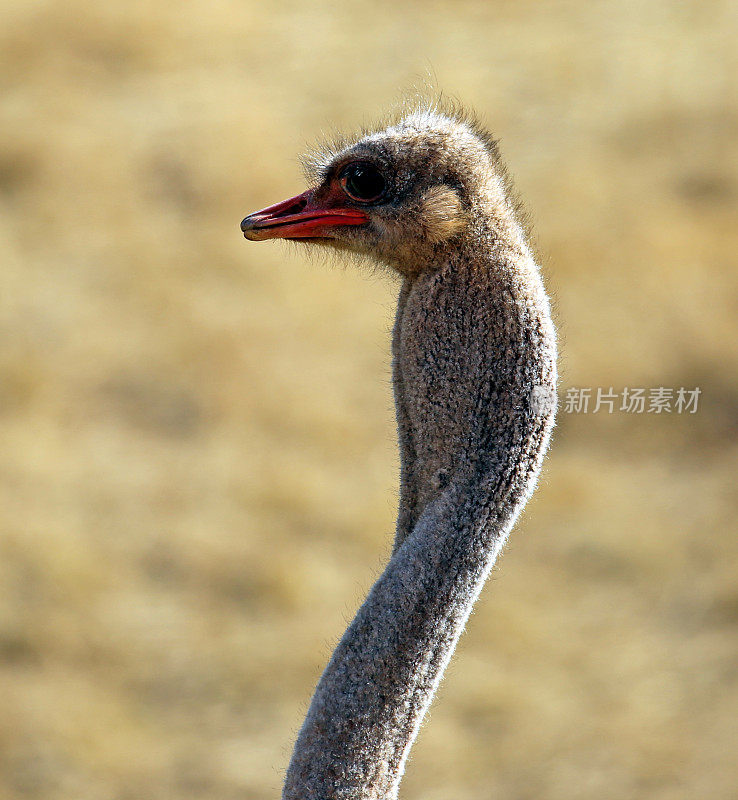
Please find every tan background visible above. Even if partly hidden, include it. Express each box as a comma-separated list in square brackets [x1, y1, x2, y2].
[1, 1, 737, 798]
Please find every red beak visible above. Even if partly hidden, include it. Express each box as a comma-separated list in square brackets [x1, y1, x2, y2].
[241, 189, 369, 241]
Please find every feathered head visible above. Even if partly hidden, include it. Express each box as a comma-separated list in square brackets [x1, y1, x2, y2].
[241, 103, 517, 274]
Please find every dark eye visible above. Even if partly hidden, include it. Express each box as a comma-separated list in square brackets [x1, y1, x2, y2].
[339, 162, 386, 203]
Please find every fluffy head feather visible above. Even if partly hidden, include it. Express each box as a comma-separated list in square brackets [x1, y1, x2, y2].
[297, 103, 529, 275]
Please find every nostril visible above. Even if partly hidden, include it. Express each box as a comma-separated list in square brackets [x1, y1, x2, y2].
[287, 196, 308, 214]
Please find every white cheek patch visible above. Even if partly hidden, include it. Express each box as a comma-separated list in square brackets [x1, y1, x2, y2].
[419, 186, 466, 244]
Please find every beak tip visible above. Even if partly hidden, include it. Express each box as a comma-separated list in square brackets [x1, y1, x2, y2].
[241, 216, 262, 241]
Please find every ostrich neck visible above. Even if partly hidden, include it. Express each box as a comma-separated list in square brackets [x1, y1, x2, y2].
[282, 240, 557, 800]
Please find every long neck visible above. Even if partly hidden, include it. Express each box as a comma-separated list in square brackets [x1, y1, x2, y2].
[282, 239, 557, 800]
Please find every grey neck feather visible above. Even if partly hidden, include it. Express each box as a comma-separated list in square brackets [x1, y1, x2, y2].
[282, 212, 557, 800]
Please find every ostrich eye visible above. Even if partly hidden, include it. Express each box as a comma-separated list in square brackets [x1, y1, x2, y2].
[339, 162, 386, 203]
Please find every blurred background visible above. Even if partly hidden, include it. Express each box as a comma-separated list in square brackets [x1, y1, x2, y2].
[1, 1, 737, 798]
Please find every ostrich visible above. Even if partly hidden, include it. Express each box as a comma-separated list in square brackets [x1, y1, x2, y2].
[240, 104, 557, 800]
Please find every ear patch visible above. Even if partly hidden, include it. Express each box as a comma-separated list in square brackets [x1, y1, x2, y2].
[419, 186, 465, 244]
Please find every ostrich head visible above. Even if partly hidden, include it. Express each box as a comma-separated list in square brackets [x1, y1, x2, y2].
[241, 109, 515, 275]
